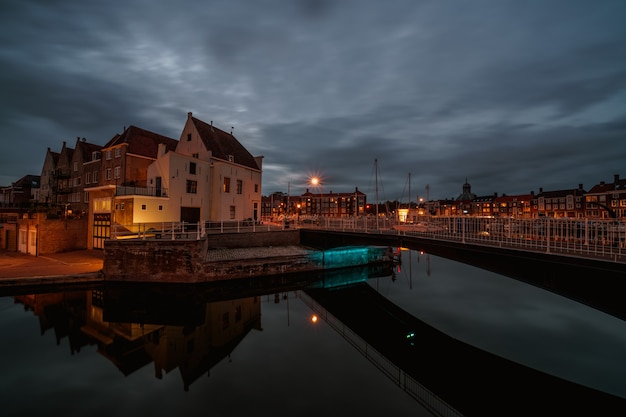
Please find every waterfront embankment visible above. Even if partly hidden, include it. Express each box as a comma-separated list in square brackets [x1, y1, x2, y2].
[0, 249, 104, 292]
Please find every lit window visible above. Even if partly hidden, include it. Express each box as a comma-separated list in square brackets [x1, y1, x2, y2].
[223, 177, 231, 193]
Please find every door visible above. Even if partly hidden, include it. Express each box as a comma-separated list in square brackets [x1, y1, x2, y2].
[93, 213, 110, 249]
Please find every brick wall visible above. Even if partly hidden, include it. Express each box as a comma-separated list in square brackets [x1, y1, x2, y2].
[16, 214, 88, 254]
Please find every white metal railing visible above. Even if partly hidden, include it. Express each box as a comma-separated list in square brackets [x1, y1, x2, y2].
[309, 216, 626, 264]
[110, 216, 626, 263]
[110, 219, 291, 240]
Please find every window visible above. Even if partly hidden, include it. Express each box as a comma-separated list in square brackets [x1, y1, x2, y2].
[84, 191, 89, 203]
[192, 153, 199, 158]
[92, 151, 100, 161]
[236, 179, 243, 194]
[223, 177, 231, 193]
[86, 172, 91, 184]
[230, 205, 236, 219]
[73, 162, 78, 171]
[106, 150, 112, 160]
[189, 162, 196, 175]
[75, 177, 81, 186]
[114, 148, 121, 158]
[186, 180, 197, 194]
[227, 155, 234, 162]
[158, 205, 163, 211]
[105, 168, 111, 180]
[141, 204, 147, 210]
[93, 171, 99, 183]
[114, 166, 121, 179]
[254, 184, 259, 193]
[187, 133, 192, 141]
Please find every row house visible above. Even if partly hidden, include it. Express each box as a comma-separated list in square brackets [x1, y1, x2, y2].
[50, 141, 74, 209]
[299, 188, 366, 218]
[40, 138, 103, 216]
[39, 147, 60, 205]
[534, 184, 586, 218]
[260, 188, 367, 219]
[585, 174, 626, 219]
[86, 113, 263, 249]
[86, 125, 179, 248]
[493, 193, 534, 218]
[69, 138, 103, 215]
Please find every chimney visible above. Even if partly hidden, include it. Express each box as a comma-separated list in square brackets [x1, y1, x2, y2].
[539, 187, 543, 193]
[615, 174, 620, 183]
[579, 183, 583, 190]
[188, 112, 193, 119]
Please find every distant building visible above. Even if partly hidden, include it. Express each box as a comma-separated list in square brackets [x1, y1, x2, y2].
[299, 187, 366, 218]
[493, 192, 535, 218]
[1, 174, 40, 207]
[585, 174, 626, 219]
[534, 184, 586, 218]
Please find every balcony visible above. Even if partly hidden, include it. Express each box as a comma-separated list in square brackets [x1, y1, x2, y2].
[115, 186, 168, 197]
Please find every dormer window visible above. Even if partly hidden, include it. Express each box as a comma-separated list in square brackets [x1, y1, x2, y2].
[227, 155, 234, 162]
[92, 151, 101, 161]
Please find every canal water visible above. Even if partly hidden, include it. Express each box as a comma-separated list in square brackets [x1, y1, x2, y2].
[1, 249, 625, 416]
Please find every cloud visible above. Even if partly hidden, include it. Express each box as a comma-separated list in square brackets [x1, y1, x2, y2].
[1, 0, 625, 202]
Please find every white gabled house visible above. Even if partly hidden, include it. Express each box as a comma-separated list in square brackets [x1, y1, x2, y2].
[143, 112, 263, 224]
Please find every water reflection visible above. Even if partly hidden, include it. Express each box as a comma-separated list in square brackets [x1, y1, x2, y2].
[4, 252, 626, 417]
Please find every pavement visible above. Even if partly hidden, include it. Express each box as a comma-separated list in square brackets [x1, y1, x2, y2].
[0, 249, 104, 285]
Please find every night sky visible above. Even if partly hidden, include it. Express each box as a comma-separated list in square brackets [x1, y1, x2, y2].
[1, 0, 625, 202]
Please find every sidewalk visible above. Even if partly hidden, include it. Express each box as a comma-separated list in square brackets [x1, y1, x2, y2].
[0, 249, 104, 281]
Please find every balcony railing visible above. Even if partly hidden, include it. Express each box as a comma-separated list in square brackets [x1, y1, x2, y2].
[115, 186, 168, 197]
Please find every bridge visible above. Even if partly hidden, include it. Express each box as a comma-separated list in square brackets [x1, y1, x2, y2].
[115, 216, 626, 265]
[111, 216, 626, 319]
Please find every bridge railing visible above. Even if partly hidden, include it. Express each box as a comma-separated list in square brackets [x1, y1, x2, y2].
[110, 216, 625, 263]
[110, 219, 288, 240]
[301, 216, 626, 263]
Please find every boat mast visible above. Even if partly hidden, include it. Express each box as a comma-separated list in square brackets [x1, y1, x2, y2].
[375, 158, 379, 229]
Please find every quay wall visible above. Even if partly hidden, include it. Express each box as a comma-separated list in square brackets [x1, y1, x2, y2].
[103, 230, 393, 283]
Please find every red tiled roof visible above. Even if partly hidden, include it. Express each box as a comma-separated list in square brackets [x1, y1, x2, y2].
[103, 126, 177, 158]
[192, 117, 260, 170]
[75, 139, 102, 162]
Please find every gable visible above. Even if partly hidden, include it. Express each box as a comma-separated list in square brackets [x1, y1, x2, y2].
[191, 117, 260, 170]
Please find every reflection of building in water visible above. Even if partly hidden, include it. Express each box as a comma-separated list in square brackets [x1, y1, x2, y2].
[14, 291, 90, 354]
[15, 290, 262, 390]
[150, 297, 262, 391]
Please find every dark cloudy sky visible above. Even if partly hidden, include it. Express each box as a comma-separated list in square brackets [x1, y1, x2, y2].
[1, 0, 625, 202]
